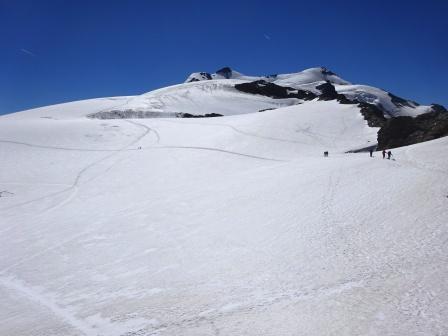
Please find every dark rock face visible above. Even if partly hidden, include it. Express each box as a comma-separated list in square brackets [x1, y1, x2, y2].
[377, 110, 448, 150]
[235, 80, 316, 100]
[187, 72, 212, 82]
[179, 113, 223, 118]
[201, 72, 212, 80]
[431, 104, 447, 114]
[388, 92, 418, 108]
[315, 82, 338, 100]
[88, 110, 223, 119]
[216, 67, 233, 79]
[315, 82, 352, 104]
[258, 107, 278, 112]
[358, 102, 387, 128]
[320, 67, 337, 76]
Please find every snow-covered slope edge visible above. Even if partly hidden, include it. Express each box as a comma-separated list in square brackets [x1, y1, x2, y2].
[186, 66, 444, 118]
[0, 99, 447, 335]
[3, 66, 447, 151]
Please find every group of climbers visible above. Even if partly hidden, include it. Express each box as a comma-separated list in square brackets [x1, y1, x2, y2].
[369, 148, 392, 159]
[325, 148, 393, 159]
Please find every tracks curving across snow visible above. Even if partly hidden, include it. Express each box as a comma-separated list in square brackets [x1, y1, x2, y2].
[0, 118, 160, 336]
[155, 119, 314, 145]
[0, 276, 100, 336]
[148, 145, 285, 162]
[321, 166, 345, 253]
[0, 139, 121, 152]
[0, 119, 158, 215]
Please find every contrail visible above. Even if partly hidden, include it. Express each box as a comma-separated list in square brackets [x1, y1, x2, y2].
[20, 48, 36, 56]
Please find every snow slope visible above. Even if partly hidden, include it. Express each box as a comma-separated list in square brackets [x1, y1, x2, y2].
[1, 96, 447, 335]
[184, 67, 436, 117]
[88, 80, 299, 118]
[19, 67, 433, 121]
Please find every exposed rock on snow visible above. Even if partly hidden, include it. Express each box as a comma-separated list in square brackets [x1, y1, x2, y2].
[235, 80, 316, 100]
[179, 112, 223, 118]
[378, 110, 448, 149]
[216, 67, 233, 79]
[357, 102, 387, 128]
[88, 110, 223, 119]
[315, 82, 352, 104]
[430, 103, 447, 114]
[88, 110, 180, 119]
[388, 92, 419, 109]
[186, 72, 213, 82]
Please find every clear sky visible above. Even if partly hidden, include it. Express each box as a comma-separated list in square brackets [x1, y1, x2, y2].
[1, 0, 447, 115]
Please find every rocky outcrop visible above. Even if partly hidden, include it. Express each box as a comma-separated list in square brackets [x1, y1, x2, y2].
[235, 80, 316, 100]
[431, 104, 447, 114]
[179, 113, 222, 118]
[187, 72, 213, 82]
[388, 92, 418, 108]
[377, 110, 448, 150]
[358, 102, 387, 128]
[88, 110, 177, 119]
[321, 67, 337, 77]
[216, 67, 233, 79]
[315, 82, 353, 104]
[88, 110, 222, 119]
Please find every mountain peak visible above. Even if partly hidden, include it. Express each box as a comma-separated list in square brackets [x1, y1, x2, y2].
[319, 66, 337, 76]
[185, 67, 248, 83]
[215, 67, 233, 79]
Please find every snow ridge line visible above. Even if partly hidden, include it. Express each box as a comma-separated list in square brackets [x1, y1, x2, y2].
[0, 276, 100, 336]
[149, 145, 285, 162]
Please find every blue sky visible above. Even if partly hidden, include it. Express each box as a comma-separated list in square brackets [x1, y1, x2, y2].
[1, 0, 447, 115]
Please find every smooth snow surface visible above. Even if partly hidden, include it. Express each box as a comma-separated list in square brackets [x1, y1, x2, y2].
[1, 97, 447, 336]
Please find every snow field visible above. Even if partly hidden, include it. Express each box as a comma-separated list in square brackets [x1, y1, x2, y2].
[0, 90, 447, 335]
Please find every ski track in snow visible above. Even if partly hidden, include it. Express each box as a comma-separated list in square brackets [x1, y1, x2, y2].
[321, 166, 344, 252]
[140, 277, 366, 335]
[0, 102, 157, 336]
[0, 116, 284, 333]
[155, 119, 314, 145]
[0, 119, 156, 215]
[148, 145, 285, 162]
[0, 276, 99, 336]
[0, 139, 123, 152]
[1, 86, 447, 335]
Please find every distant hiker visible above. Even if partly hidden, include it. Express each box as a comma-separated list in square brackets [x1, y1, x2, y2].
[382, 150, 386, 159]
[369, 148, 373, 157]
[324, 151, 328, 157]
[387, 151, 392, 160]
